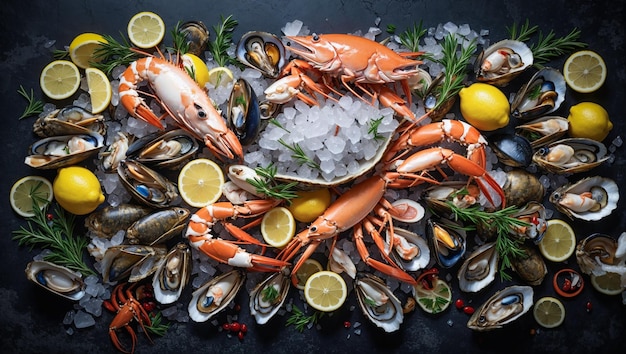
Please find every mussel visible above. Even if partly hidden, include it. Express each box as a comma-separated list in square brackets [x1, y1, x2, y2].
[474, 40, 533, 86]
[549, 176, 618, 221]
[249, 268, 291, 324]
[489, 134, 533, 167]
[510, 244, 547, 286]
[25, 132, 104, 169]
[179, 21, 210, 57]
[457, 242, 498, 293]
[188, 270, 245, 322]
[515, 116, 569, 148]
[227, 79, 261, 145]
[533, 138, 609, 174]
[355, 273, 404, 333]
[236, 31, 287, 78]
[385, 227, 430, 272]
[467, 285, 534, 331]
[427, 218, 466, 268]
[101, 244, 167, 283]
[152, 243, 192, 305]
[126, 207, 190, 245]
[33, 106, 106, 137]
[25, 260, 86, 301]
[510, 68, 566, 120]
[126, 129, 199, 170]
[117, 160, 179, 208]
[85, 203, 153, 239]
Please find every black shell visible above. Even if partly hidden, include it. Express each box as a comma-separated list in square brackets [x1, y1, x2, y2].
[490, 134, 533, 167]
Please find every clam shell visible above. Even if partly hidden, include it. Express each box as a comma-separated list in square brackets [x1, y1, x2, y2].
[502, 169, 545, 207]
[179, 21, 210, 57]
[101, 244, 166, 283]
[467, 285, 534, 331]
[152, 243, 191, 305]
[511, 67, 566, 120]
[550, 176, 618, 221]
[475, 40, 533, 86]
[188, 270, 245, 322]
[458, 242, 498, 293]
[386, 227, 430, 272]
[533, 138, 608, 174]
[249, 269, 291, 324]
[490, 134, 533, 167]
[355, 273, 404, 333]
[25, 261, 85, 301]
[576, 233, 618, 275]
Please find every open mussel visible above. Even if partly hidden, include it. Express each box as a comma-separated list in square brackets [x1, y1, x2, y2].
[189, 270, 245, 322]
[549, 176, 618, 221]
[25, 132, 104, 169]
[179, 21, 210, 57]
[85, 203, 153, 239]
[101, 244, 166, 283]
[117, 160, 179, 208]
[510, 68, 566, 120]
[467, 285, 534, 331]
[25, 261, 86, 301]
[152, 243, 192, 305]
[227, 78, 261, 145]
[458, 242, 498, 293]
[427, 218, 466, 268]
[126, 129, 199, 170]
[515, 116, 569, 148]
[533, 138, 608, 174]
[510, 244, 547, 286]
[126, 207, 190, 245]
[474, 40, 533, 86]
[33, 106, 106, 137]
[236, 31, 286, 78]
[249, 268, 291, 324]
[355, 273, 404, 333]
[385, 227, 430, 272]
[489, 134, 533, 167]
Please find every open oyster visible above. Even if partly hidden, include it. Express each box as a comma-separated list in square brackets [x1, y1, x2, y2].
[510, 67, 566, 120]
[467, 285, 534, 331]
[576, 233, 626, 285]
[475, 40, 533, 86]
[457, 242, 498, 293]
[355, 273, 403, 333]
[385, 227, 430, 272]
[152, 243, 191, 305]
[515, 116, 569, 148]
[236, 31, 286, 78]
[533, 138, 609, 174]
[188, 270, 245, 322]
[249, 268, 291, 324]
[550, 176, 618, 221]
[25, 260, 85, 301]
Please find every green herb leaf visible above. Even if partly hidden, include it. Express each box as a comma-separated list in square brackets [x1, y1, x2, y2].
[278, 139, 321, 171]
[145, 311, 170, 337]
[245, 164, 299, 202]
[169, 21, 190, 55]
[285, 305, 323, 332]
[399, 21, 427, 52]
[261, 284, 279, 303]
[367, 116, 385, 141]
[92, 33, 140, 75]
[17, 85, 45, 120]
[209, 15, 238, 67]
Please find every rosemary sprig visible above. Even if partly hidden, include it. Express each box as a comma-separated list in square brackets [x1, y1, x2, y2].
[92, 33, 140, 75]
[145, 311, 170, 336]
[399, 20, 427, 52]
[12, 198, 95, 276]
[169, 21, 190, 56]
[209, 15, 238, 67]
[285, 305, 323, 332]
[261, 284, 279, 303]
[269, 118, 290, 133]
[278, 139, 321, 171]
[53, 49, 70, 60]
[245, 164, 299, 201]
[17, 85, 45, 119]
[386, 24, 397, 35]
[367, 116, 385, 141]
[506, 19, 539, 43]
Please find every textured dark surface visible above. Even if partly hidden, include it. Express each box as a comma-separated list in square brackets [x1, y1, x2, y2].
[1, 0, 625, 353]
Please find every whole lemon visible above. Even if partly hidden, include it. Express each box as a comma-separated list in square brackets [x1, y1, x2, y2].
[53, 166, 105, 215]
[287, 188, 332, 223]
[567, 102, 613, 141]
[183, 53, 210, 88]
[459, 83, 510, 131]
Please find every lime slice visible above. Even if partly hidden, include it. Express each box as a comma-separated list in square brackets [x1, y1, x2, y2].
[414, 278, 452, 314]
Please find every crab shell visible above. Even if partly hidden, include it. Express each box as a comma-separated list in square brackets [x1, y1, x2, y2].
[152, 243, 192, 305]
[467, 285, 534, 331]
[515, 116, 569, 148]
[355, 273, 404, 333]
[510, 67, 566, 120]
[474, 40, 533, 86]
[457, 242, 498, 293]
[25, 260, 86, 301]
[249, 268, 291, 325]
[549, 176, 618, 221]
[533, 138, 609, 174]
[188, 270, 245, 322]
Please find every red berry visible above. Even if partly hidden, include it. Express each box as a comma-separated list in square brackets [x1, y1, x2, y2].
[230, 322, 241, 332]
[463, 306, 475, 315]
[562, 278, 572, 292]
[142, 301, 156, 312]
[240, 323, 248, 333]
[455, 299, 464, 309]
[222, 323, 231, 331]
[586, 301, 592, 312]
[238, 331, 244, 340]
[46, 213, 54, 221]
[344, 321, 351, 328]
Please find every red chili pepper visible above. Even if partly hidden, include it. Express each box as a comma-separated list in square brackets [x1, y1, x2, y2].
[230, 322, 241, 332]
[455, 299, 464, 309]
[463, 306, 475, 315]
[344, 321, 351, 328]
[586, 301, 592, 312]
[222, 323, 231, 331]
[238, 331, 245, 340]
[142, 301, 156, 312]
[531, 215, 539, 225]
[562, 278, 572, 292]
[240, 323, 248, 333]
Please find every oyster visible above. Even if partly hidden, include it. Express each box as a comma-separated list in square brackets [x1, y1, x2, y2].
[126, 129, 199, 170]
[533, 138, 609, 174]
[249, 268, 291, 324]
[179, 21, 210, 57]
[25, 132, 104, 169]
[328, 246, 357, 278]
[407, 68, 432, 98]
[457, 242, 498, 293]
[550, 176, 618, 221]
[126, 207, 190, 245]
[85, 203, 153, 239]
[25, 261, 85, 301]
[117, 160, 179, 208]
[475, 40, 533, 86]
[227, 79, 261, 145]
[502, 169, 545, 207]
[423, 181, 481, 214]
[467, 285, 534, 331]
[188, 270, 245, 322]
[489, 134, 533, 167]
[510, 67, 566, 120]
[510, 202, 548, 243]
[355, 273, 403, 333]
[385, 227, 430, 272]
[33, 106, 105, 137]
[101, 244, 167, 283]
[236, 31, 287, 78]
[510, 244, 547, 286]
[576, 233, 626, 280]
[152, 243, 191, 305]
[427, 218, 466, 268]
[515, 116, 569, 148]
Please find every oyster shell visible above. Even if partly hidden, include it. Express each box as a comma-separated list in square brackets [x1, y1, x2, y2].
[249, 268, 291, 324]
[510, 244, 547, 286]
[152, 243, 191, 305]
[475, 40, 533, 86]
[457, 242, 498, 293]
[25, 132, 104, 169]
[33, 106, 106, 137]
[101, 244, 166, 283]
[549, 176, 618, 221]
[126, 129, 199, 170]
[188, 270, 245, 322]
[385, 227, 430, 272]
[515, 116, 569, 148]
[179, 21, 210, 57]
[428, 218, 466, 268]
[576, 233, 626, 278]
[533, 138, 609, 174]
[227, 79, 261, 145]
[502, 169, 545, 207]
[355, 273, 403, 333]
[99, 132, 131, 172]
[510, 67, 566, 120]
[117, 160, 179, 208]
[25, 261, 85, 301]
[236, 31, 287, 78]
[467, 285, 534, 331]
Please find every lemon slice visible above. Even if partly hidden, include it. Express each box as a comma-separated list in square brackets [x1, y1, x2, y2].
[10, 176, 53, 217]
[208, 67, 235, 87]
[85, 68, 112, 114]
[69, 32, 107, 69]
[414, 279, 452, 314]
[127, 11, 165, 48]
[590, 272, 624, 296]
[563, 50, 606, 93]
[178, 158, 224, 207]
[538, 219, 576, 262]
[294, 259, 323, 290]
[40, 60, 80, 100]
[183, 53, 210, 88]
[533, 296, 565, 328]
[261, 207, 296, 248]
[304, 270, 347, 312]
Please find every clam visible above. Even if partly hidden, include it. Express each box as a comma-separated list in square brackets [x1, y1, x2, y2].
[355, 273, 404, 333]
[117, 160, 179, 208]
[179, 21, 210, 57]
[126, 129, 199, 170]
[236, 31, 287, 78]
[475, 40, 533, 86]
[328, 246, 357, 278]
[85, 203, 153, 239]
[188, 270, 245, 322]
[502, 169, 545, 207]
[227, 164, 267, 198]
[24, 132, 104, 169]
[249, 268, 291, 324]
[467, 285, 534, 331]
[457, 242, 498, 293]
[126, 207, 190, 245]
[33, 106, 106, 137]
[152, 243, 192, 305]
[407, 68, 433, 98]
[25, 261, 85, 301]
[385, 227, 430, 272]
[515, 116, 569, 148]
[549, 176, 618, 221]
[99, 132, 131, 172]
[533, 138, 609, 174]
[427, 218, 466, 268]
[510, 67, 566, 120]
[101, 244, 167, 283]
[259, 99, 281, 120]
[227, 79, 261, 145]
[510, 244, 547, 286]
[489, 134, 533, 167]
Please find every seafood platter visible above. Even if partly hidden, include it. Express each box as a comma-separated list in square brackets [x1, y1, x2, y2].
[2, 0, 625, 353]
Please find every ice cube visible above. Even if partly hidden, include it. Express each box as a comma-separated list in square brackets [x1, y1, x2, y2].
[73, 310, 95, 328]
